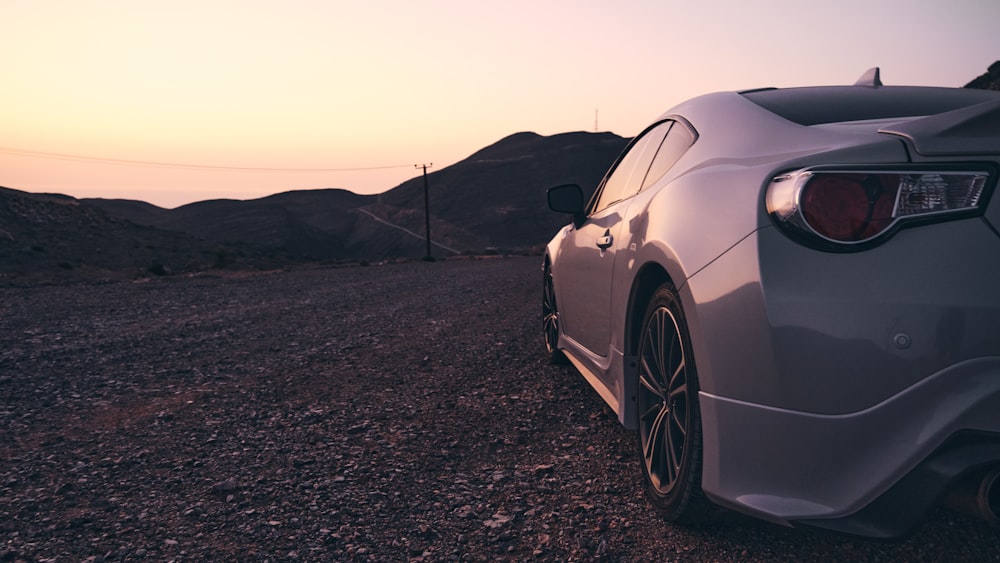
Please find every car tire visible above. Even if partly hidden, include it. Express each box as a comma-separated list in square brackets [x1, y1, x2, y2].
[542, 262, 567, 364]
[636, 285, 707, 522]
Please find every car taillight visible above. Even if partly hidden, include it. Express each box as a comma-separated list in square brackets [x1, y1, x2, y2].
[767, 168, 991, 247]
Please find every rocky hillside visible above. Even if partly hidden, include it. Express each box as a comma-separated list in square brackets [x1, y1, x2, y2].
[377, 132, 628, 251]
[85, 131, 628, 261]
[965, 60, 1000, 90]
[0, 187, 267, 284]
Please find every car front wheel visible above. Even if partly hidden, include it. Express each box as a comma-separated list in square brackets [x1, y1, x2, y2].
[542, 262, 566, 364]
[636, 285, 707, 522]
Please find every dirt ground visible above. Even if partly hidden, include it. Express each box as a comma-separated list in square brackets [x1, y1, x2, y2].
[1, 257, 998, 561]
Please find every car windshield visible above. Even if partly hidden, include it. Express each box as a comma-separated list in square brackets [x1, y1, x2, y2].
[741, 86, 1000, 126]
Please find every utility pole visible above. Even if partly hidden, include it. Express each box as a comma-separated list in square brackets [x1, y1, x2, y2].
[416, 163, 433, 261]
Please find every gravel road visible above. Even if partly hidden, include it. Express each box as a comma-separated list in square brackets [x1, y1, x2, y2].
[1, 257, 997, 561]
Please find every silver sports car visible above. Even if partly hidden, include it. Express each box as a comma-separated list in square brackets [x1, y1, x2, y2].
[543, 68, 1000, 538]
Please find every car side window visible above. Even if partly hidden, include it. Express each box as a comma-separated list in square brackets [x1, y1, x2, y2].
[641, 120, 696, 191]
[591, 122, 671, 213]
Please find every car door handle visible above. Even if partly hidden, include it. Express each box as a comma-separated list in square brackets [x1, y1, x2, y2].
[596, 231, 614, 250]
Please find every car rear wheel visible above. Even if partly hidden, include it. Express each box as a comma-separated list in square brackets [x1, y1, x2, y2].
[636, 285, 706, 522]
[542, 262, 567, 364]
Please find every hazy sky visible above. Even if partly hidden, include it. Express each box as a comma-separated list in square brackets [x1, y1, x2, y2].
[1, 0, 997, 208]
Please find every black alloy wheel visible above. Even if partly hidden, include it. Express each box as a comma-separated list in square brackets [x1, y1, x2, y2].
[636, 285, 705, 521]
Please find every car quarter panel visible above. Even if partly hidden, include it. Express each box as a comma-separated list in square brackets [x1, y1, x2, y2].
[682, 219, 1000, 414]
[594, 93, 920, 424]
[611, 115, 914, 388]
[755, 218, 1000, 414]
[687, 227, 1000, 525]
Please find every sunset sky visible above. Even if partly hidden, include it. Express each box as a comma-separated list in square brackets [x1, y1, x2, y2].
[1, 0, 997, 209]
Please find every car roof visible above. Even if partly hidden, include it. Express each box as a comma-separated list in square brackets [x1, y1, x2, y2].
[740, 86, 1000, 126]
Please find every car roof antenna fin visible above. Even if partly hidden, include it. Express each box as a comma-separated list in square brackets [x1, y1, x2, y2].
[854, 67, 883, 88]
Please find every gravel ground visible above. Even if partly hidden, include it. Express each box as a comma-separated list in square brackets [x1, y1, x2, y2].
[1, 256, 998, 562]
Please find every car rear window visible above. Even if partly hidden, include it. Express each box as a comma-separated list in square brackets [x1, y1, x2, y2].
[741, 86, 1000, 126]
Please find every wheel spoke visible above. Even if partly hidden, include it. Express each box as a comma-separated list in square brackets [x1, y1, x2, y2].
[668, 380, 687, 404]
[642, 406, 664, 463]
[639, 360, 665, 398]
[671, 408, 688, 441]
[668, 353, 685, 389]
[656, 312, 668, 381]
[543, 294, 555, 319]
[543, 312, 557, 335]
[643, 404, 670, 486]
[542, 269, 560, 352]
[644, 323, 660, 374]
[639, 399, 662, 421]
[665, 420, 680, 481]
[645, 312, 669, 389]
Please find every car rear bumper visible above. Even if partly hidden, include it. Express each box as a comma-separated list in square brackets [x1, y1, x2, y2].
[698, 356, 1000, 536]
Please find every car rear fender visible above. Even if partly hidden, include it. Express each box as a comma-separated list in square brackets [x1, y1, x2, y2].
[618, 260, 682, 429]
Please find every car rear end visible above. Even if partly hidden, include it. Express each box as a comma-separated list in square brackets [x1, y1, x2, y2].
[693, 86, 1000, 537]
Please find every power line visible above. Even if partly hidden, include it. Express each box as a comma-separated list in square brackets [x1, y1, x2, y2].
[0, 146, 414, 173]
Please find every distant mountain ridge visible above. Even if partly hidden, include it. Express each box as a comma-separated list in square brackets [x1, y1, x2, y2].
[83, 130, 629, 262]
[377, 131, 628, 250]
[123, 189, 378, 260]
[1, 130, 628, 280]
[0, 187, 266, 283]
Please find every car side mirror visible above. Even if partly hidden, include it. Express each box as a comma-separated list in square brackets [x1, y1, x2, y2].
[547, 184, 586, 227]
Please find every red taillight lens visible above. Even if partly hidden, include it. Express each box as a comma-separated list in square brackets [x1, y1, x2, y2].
[799, 174, 900, 242]
[767, 168, 990, 247]
[800, 175, 871, 241]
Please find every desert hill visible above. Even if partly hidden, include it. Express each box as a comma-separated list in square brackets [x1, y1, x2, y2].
[377, 131, 627, 251]
[965, 61, 1000, 90]
[0, 187, 262, 284]
[85, 130, 629, 261]
[127, 190, 376, 261]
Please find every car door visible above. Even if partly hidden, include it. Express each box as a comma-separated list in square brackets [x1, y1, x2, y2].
[557, 122, 671, 355]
